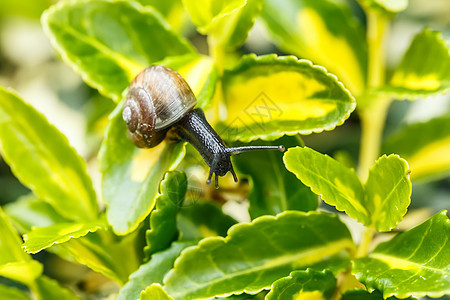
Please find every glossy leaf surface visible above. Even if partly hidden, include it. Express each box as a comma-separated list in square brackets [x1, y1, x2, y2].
[219, 54, 356, 142]
[382, 115, 450, 181]
[261, 0, 367, 95]
[0, 87, 97, 221]
[364, 155, 411, 231]
[284, 147, 369, 225]
[232, 137, 318, 219]
[164, 211, 354, 299]
[145, 171, 187, 257]
[23, 219, 106, 254]
[266, 269, 336, 300]
[99, 103, 186, 234]
[140, 284, 174, 300]
[341, 289, 414, 300]
[117, 241, 196, 300]
[353, 211, 450, 299]
[378, 29, 450, 99]
[42, 0, 194, 101]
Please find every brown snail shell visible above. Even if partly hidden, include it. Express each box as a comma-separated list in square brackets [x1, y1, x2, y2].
[122, 65, 197, 148]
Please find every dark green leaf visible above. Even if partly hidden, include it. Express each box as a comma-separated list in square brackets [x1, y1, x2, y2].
[164, 211, 354, 299]
[0, 284, 30, 300]
[34, 276, 81, 300]
[341, 289, 415, 300]
[352, 210, 450, 299]
[42, 0, 195, 101]
[0, 87, 98, 221]
[145, 171, 187, 258]
[261, 0, 367, 95]
[219, 54, 356, 142]
[117, 241, 196, 300]
[177, 200, 237, 240]
[98, 103, 186, 234]
[233, 136, 318, 219]
[266, 269, 336, 300]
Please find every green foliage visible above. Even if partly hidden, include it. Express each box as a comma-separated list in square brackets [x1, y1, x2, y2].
[353, 211, 450, 298]
[266, 269, 336, 300]
[0, 0, 449, 298]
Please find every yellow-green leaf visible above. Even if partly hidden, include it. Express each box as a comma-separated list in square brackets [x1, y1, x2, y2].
[261, 0, 367, 95]
[377, 29, 450, 99]
[382, 115, 450, 181]
[358, 0, 408, 14]
[0, 87, 98, 221]
[42, 0, 195, 101]
[140, 284, 174, 300]
[364, 155, 411, 232]
[219, 54, 356, 142]
[23, 218, 107, 254]
[98, 102, 186, 235]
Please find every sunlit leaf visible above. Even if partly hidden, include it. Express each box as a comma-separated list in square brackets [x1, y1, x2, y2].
[283, 147, 369, 225]
[377, 29, 450, 99]
[182, 0, 245, 33]
[137, 0, 190, 32]
[42, 0, 195, 101]
[382, 115, 450, 181]
[266, 269, 336, 300]
[117, 241, 196, 300]
[140, 284, 174, 300]
[358, 0, 408, 14]
[158, 54, 218, 109]
[352, 210, 450, 299]
[0, 284, 30, 300]
[232, 136, 318, 219]
[164, 211, 355, 299]
[261, 0, 367, 95]
[23, 218, 107, 254]
[219, 54, 356, 142]
[98, 103, 186, 234]
[0, 87, 98, 221]
[177, 200, 237, 240]
[145, 171, 187, 258]
[365, 155, 411, 231]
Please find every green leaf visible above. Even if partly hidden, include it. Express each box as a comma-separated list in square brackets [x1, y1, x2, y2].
[145, 171, 187, 258]
[0, 87, 98, 221]
[140, 284, 174, 300]
[341, 289, 415, 300]
[266, 269, 336, 300]
[117, 241, 196, 300]
[358, 0, 408, 14]
[34, 276, 81, 300]
[98, 103, 186, 234]
[365, 155, 411, 232]
[42, 0, 195, 101]
[177, 200, 237, 240]
[219, 54, 356, 142]
[377, 29, 450, 99]
[23, 218, 107, 254]
[382, 115, 450, 181]
[232, 136, 318, 219]
[182, 0, 245, 33]
[164, 211, 355, 299]
[0, 284, 30, 300]
[283, 147, 369, 226]
[261, 0, 367, 95]
[352, 210, 450, 299]
[157, 54, 218, 109]
[4, 194, 67, 234]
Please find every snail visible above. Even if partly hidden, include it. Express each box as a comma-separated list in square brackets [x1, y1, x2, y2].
[122, 65, 285, 188]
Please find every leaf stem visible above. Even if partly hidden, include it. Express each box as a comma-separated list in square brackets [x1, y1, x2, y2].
[357, 9, 391, 181]
[356, 227, 376, 257]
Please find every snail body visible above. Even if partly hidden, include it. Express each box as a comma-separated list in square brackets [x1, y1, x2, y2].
[123, 65, 284, 188]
